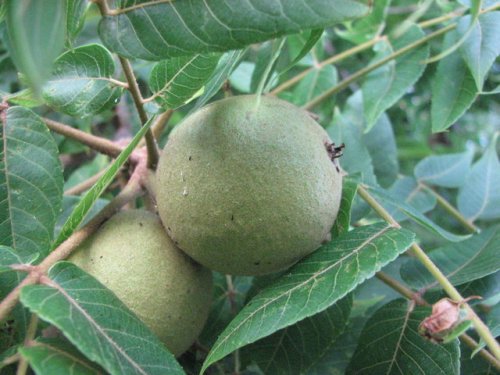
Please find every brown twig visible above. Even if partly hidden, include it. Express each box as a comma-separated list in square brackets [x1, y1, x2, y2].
[376, 272, 426, 306]
[15, 314, 39, 375]
[44, 118, 123, 158]
[118, 57, 159, 170]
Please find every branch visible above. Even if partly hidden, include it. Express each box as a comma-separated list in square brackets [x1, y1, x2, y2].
[118, 57, 159, 170]
[420, 183, 478, 233]
[376, 272, 426, 305]
[357, 185, 500, 360]
[94, 0, 159, 170]
[16, 314, 39, 375]
[44, 118, 123, 158]
[270, 36, 383, 96]
[302, 24, 455, 110]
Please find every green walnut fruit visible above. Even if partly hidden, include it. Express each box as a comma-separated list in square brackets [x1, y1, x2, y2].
[69, 209, 212, 356]
[156, 95, 343, 276]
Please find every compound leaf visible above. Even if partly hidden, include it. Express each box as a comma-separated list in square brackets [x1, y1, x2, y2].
[346, 299, 460, 375]
[201, 224, 414, 373]
[0, 107, 63, 257]
[149, 53, 220, 110]
[457, 134, 500, 221]
[401, 225, 500, 289]
[241, 295, 352, 375]
[42, 44, 123, 118]
[99, 0, 369, 60]
[20, 262, 184, 375]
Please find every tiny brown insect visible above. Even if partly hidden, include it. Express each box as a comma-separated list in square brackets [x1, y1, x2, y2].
[325, 142, 345, 172]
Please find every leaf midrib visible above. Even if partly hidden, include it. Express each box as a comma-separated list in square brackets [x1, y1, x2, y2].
[208, 225, 393, 362]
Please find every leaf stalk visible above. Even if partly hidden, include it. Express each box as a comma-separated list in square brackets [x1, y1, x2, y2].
[358, 185, 500, 361]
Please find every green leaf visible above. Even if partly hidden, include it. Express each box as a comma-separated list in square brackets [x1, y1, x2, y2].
[19, 338, 104, 375]
[328, 92, 398, 188]
[327, 94, 377, 185]
[385, 176, 437, 222]
[20, 262, 185, 375]
[431, 32, 478, 133]
[336, 0, 389, 44]
[199, 273, 254, 347]
[414, 150, 474, 188]
[291, 65, 337, 107]
[0, 246, 37, 346]
[363, 113, 398, 188]
[4, 0, 65, 93]
[346, 299, 460, 375]
[42, 44, 123, 118]
[471, 301, 500, 356]
[458, 272, 500, 303]
[362, 24, 429, 130]
[331, 177, 358, 237]
[55, 196, 109, 238]
[461, 340, 499, 375]
[98, 0, 369, 60]
[0, 246, 38, 275]
[201, 224, 415, 373]
[4, 88, 43, 108]
[424, 0, 481, 64]
[149, 53, 221, 110]
[229, 61, 255, 93]
[459, 12, 500, 90]
[400, 225, 500, 289]
[281, 29, 323, 74]
[0, 107, 63, 257]
[457, 134, 500, 221]
[365, 186, 469, 242]
[191, 49, 246, 112]
[252, 38, 286, 95]
[241, 295, 352, 375]
[64, 154, 109, 191]
[53, 116, 155, 248]
[66, 0, 90, 47]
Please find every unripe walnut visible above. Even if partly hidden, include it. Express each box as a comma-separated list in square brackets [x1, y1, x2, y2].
[156, 95, 342, 276]
[69, 209, 212, 356]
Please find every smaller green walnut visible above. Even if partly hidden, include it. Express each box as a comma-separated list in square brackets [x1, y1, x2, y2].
[69, 209, 212, 356]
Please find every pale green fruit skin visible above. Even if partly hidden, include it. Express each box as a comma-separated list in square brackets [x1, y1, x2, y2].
[156, 95, 342, 276]
[69, 210, 212, 356]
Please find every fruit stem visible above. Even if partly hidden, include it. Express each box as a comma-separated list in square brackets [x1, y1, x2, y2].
[16, 314, 39, 375]
[419, 183, 479, 233]
[43, 118, 124, 158]
[255, 38, 286, 104]
[358, 185, 500, 361]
